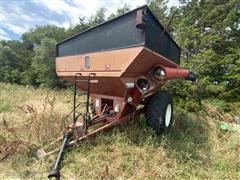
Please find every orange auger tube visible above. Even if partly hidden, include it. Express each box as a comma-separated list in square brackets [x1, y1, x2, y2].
[159, 66, 198, 82]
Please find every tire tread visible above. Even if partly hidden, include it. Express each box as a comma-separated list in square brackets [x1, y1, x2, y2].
[146, 91, 173, 134]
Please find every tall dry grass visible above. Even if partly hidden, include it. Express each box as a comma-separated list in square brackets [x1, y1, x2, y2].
[0, 84, 77, 161]
[0, 83, 239, 179]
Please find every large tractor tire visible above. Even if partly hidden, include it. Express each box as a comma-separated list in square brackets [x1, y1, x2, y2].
[146, 91, 173, 135]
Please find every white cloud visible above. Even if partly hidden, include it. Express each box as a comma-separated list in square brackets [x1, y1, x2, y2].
[36, 0, 83, 25]
[4, 24, 28, 35]
[167, 0, 181, 7]
[0, 29, 11, 40]
[1, 1, 68, 36]
[72, 0, 146, 17]
[62, 21, 71, 29]
[36, 0, 146, 26]
[1, 0, 179, 40]
[37, 0, 79, 15]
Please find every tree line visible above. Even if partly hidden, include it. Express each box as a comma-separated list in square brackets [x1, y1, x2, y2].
[1, 0, 239, 110]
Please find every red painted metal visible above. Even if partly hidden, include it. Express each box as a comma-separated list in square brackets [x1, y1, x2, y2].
[158, 66, 190, 80]
[46, 44, 197, 159]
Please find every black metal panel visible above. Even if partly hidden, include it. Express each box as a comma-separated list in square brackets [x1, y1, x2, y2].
[57, 5, 181, 64]
[144, 8, 180, 64]
[169, 39, 180, 64]
[57, 11, 144, 57]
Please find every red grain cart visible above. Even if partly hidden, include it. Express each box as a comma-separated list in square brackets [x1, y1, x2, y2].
[46, 5, 197, 178]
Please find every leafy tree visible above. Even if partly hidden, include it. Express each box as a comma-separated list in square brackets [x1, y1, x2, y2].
[163, 0, 240, 112]
[67, 7, 108, 41]
[22, 25, 66, 46]
[147, 0, 240, 111]
[108, 4, 130, 20]
[31, 38, 57, 87]
[0, 8, 110, 87]
[0, 44, 20, 83]
[147, 0, 169, 26]
[89, 7, 107, 25]
[1, 0, 239, 108]
[67, 17, 91, 36]
[0, 40, 33, 84]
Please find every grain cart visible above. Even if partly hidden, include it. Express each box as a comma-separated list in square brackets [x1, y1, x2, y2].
[46, 5, 197, 178]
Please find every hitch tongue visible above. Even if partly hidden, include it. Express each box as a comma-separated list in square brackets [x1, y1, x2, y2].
[48, 132, 71, 179]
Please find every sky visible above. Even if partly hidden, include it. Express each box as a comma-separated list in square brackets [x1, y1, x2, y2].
[0, 0, 180, 40]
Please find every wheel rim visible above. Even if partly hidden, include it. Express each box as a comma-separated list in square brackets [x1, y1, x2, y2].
[165, 104, 172, 127]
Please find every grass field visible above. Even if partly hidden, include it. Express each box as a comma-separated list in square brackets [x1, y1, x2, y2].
[0, 83, 239, 179]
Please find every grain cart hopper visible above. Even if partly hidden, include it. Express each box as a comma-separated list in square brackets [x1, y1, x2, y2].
[46, 5, 197, 178]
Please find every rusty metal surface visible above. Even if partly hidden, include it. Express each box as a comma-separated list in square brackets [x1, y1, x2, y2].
[56, 46, 191, 122]
[122, 47, 178, 77]
[56, 46, 143, 76]
[56, 46, 181, 99]
[56, 47, 178, 77]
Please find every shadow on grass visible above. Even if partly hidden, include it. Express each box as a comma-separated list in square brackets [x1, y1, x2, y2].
[47, 112, 237, 179]
[93, 112, 212, 165]
[165, 113, 211, 164]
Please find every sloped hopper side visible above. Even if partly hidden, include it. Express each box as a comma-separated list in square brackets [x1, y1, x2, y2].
[56, 46, 190, 118]
[56, 46, 179, 96]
